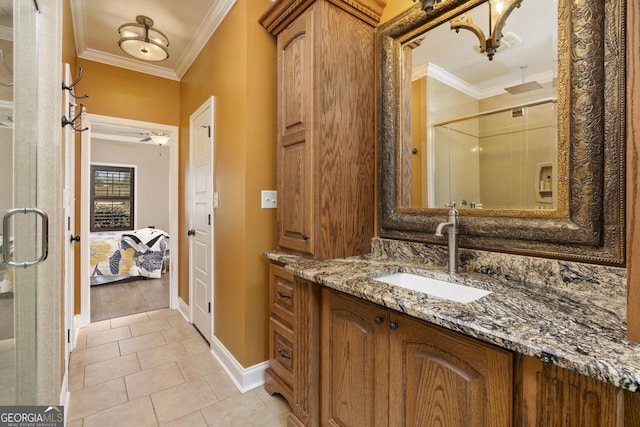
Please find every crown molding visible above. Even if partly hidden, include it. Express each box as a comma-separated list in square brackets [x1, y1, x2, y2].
[174, 0, 237, 79]
[417, 62, 555, 100]
[77, 48, 179, 80]
[70, 0, 88, 55]
[421, 62, 481, 99]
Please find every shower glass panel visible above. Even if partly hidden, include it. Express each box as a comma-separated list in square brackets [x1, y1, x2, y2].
[0, 0, 40, 404]
[429, 100, 557, 210]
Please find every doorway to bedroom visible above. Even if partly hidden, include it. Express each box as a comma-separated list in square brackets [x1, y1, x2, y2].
[79, 114, 179, 326]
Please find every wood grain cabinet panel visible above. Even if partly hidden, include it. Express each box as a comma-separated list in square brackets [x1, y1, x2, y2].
[262, 0, 380, 260]
[270, 263, 294, 326]
[322, 288, 512, 427]
[265, 263, 296, 406]
[515, 355, 640, 426]
[389, 313, 512, 426]
[321, 288, 389, 427]
[278, 13, 314, 254]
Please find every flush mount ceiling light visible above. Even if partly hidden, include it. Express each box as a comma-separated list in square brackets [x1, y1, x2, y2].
[414, 0, 524, 60]
[118, 15, 169, 62]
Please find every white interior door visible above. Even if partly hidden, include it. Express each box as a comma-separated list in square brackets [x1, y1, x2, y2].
[189, 97, 215, 341]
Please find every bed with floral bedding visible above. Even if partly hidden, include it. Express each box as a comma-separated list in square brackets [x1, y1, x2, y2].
[90, 227, 168, 285]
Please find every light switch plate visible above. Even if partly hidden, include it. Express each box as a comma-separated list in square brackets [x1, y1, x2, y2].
[213, 192, 219, 209]
[261, 190, 277, 209]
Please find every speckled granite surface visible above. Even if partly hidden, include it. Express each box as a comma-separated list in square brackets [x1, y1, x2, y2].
[265, 238, 640, 392]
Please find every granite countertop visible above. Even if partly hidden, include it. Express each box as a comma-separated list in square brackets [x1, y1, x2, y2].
[265, 238, 640, 392]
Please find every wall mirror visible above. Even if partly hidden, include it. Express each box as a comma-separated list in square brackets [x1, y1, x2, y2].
[377, 0, 625, 264]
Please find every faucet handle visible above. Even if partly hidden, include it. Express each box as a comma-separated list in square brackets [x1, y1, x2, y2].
[445, 202, 458, 221]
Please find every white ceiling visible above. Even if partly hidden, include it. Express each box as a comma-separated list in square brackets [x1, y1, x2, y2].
[70, 0, 237, 81]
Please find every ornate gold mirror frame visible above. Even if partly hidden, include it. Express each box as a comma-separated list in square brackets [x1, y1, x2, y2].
[377, 0, 625, 265]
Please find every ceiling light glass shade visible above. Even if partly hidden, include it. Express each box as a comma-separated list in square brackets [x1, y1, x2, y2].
[118, 15, 169, 62]
[149, 133, 170, 145]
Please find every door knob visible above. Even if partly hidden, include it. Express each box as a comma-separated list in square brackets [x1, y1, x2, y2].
[187, 229, 195, 236]
[69, 235, 80, 243]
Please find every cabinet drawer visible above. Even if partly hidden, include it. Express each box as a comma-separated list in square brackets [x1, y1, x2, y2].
[270, 263, 294, 327]
[270, 318, 294, 387]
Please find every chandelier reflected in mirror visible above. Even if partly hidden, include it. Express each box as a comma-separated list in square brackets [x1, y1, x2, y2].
[413, 0, 524, 60]
[118, 15, 169, 62]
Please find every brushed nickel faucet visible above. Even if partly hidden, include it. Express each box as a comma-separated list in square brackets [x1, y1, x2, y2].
[435, 202, 459, 274]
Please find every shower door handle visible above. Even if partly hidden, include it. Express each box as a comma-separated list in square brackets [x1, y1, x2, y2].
[2, 207, 49, 268]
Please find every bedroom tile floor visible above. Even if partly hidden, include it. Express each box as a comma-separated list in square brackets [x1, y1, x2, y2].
[67, 308, 291, 426]
[91, 275, 170, 322]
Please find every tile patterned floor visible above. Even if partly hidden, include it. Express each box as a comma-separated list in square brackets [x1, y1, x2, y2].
[67, 308, 291, 426]
[90, 275, 170, 322]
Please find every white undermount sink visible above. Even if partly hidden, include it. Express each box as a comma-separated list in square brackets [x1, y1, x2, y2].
[374, 272, 491, 304]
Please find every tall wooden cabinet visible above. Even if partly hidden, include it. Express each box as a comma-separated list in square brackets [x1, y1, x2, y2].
[260, 0, 385, 423]
[260, 0, 384, 260]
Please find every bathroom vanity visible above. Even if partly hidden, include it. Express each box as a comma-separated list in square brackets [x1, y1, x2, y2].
[267, 239, 640, 426]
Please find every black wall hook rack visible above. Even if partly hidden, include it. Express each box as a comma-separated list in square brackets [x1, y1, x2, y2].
[62, 102, 88, 132]
[62, 67, 89, 99]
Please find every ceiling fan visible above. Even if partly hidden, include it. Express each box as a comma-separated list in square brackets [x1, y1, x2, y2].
[117, 130, 170, 144]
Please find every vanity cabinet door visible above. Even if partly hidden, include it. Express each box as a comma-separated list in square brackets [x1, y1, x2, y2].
[388, 313, 513, 426]
[321, 288, 513, 427]
[277, 9, 314, 255]
[516, 355, 640, 426]
[321, 288, 389, 427]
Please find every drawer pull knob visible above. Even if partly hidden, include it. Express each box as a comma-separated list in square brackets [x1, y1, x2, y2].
[389, 321, 398, 331]
[277, 291, 292, 300]
[302, 234, 309, 241]
[277, 348, 292, 360]
[374, 316, 383, 325]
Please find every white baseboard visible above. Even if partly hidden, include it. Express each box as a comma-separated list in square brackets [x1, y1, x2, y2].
[178, 297, 190, 321]
[210, 335, 268, 393]
[59, 374, 69, 421]
[73, 314, 82, 349]
[76, 310, 89, 329]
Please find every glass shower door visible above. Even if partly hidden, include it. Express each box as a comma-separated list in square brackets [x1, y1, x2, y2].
[0, 0, 42, 404]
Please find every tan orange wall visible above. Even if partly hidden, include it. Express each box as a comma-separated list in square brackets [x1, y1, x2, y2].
[179, 0, 276, 367]
[75, 59, 180, 126]
[381, 0, 414, 23]
[62, 0, 76, 68]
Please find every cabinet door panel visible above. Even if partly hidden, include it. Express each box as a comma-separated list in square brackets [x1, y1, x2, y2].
[277, 10, 314, 255]
[517, 355, 627, 427]
[398, 341, 484, 425]
[279, 140, 313, 253]
[389, 313, 513, 427]
[280, 15, 310, 140]
[322, 289, 388, 427]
